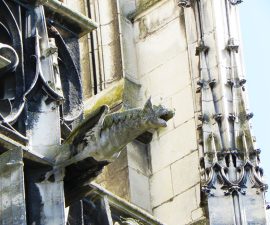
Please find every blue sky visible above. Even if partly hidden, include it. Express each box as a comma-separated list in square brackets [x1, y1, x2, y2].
[240, 1, 270, 201]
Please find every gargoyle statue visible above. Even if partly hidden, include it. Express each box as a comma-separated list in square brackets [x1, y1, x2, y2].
[54, 98, 174, 166]
[46, 99, 174, 204]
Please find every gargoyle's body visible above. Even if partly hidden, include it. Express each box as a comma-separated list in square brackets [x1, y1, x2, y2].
[54, 99, 174, 168]
[46, 99, 173, 204]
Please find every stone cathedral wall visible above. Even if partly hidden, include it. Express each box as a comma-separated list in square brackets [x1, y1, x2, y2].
[62, 0, 205, 224]
[133, 1, 202, 224]
[0, 0, 267, 224]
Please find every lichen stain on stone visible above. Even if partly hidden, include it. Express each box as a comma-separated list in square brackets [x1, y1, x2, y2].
[189, 218, 208, 225]
[215, 138, 221, 153]
[179, 7, 186, 33]
[129, 0, 162, 20]
[65, 78, 141, 146]
[137, 0, 162, 14]
[205, 135, 215, 162]
[64, 81, 124, 145]
[139, 18, 149, 39]
[137, 14, 166, 40]
[236, 135, 244, 151]
[237, 100, 254, 150]
[205, 133, 221, 162]
[83, 79, 124, 118]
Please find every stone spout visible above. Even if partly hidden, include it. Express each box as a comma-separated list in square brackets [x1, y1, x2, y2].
[54, 98, 174, 167]
[44, 99, 174, 202]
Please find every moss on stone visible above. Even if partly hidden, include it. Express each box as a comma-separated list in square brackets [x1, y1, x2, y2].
[65, 78, 141, 144]
[129, 0, 162, 20]
[84, 79, 124, 118]
[64, 80, 124, 144]
[138, 0, 161, 12]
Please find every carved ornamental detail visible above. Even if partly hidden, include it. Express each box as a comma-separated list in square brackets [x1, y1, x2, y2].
[0, 0, 84, 146]
[193, 0, 267, 223]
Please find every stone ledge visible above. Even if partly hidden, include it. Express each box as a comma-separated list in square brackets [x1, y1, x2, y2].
[83, 78, 141, 118]
[0, 133, 53, 166]
[11, 0, 97, 37]
[89, 182, 165, 225]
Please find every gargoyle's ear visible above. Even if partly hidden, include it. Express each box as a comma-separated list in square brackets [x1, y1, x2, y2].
[144, 97, 153, 112]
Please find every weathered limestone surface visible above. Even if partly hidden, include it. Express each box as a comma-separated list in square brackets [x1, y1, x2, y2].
[127, 141, 150, 176]
[153, 187, 199, 225]
[150, 166, 174, 207]
[94, 149, 130, 200]
[129, 166, 152, 212]
[0, 149, 26, 225]
[171, 151, 199, 196]
[172, 86, 195, 127]
[140, 51, 191, 99]
[151, 120, 197, 173]
[133, 0, 203, 224]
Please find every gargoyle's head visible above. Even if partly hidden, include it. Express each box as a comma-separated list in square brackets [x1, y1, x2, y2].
[143, 98, 174, 128]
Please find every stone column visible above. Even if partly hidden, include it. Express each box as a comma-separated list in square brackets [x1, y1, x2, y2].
[24, 6, 65, 225]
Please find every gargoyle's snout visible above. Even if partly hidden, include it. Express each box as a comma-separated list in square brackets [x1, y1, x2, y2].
[143, 99, 174, 128]
[159, 109, 174, 122]
[155, 106, 175, 127]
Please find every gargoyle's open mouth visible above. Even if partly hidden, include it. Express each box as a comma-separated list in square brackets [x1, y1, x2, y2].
[157, 109, 174, 127]
[159, 110, 174, 122]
